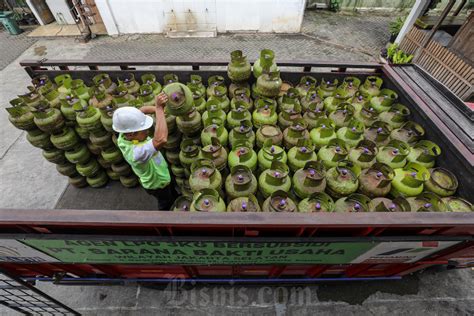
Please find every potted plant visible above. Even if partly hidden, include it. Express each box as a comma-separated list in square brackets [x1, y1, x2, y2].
[388, 16, 406, 42]
[381, 43, 414, 65]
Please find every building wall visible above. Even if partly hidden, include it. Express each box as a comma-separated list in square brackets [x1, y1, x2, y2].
[308, 0, 472, 12]
[215, 0, 305, 33]
[41, 0, 77, 24]
[95, 0, 305, 35]
[339, 0, 415, 11]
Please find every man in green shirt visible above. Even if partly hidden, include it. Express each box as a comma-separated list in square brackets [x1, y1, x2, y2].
[113, 92, 176, 210]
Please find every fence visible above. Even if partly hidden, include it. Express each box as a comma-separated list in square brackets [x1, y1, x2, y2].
[399, 27, 473, 101]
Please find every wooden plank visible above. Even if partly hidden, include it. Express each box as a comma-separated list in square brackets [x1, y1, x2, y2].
[433, 58, 456, 82]
[429, 50, 444, 77]
[448, 12, 473, 64]
[395, 66, 473, 147]
[421, 45, 436, 71]
[407, 28, 420, 46]
[454, 83, 468, 96]
[84, 0, 103, 24]
[450, 78, 464, 95]
[440, 55, 460, 87]
[428, 54, 441, 74]
[431, 43, 452, 77]
[452, 74, 471, 94]
[417, 47, 472, 86]
[402, 27, 427, 57]
[418, 51, 432, 70]
[409, 39, 417, 52]
[456, 86, 468, 99]
[438, 49, 459, 78]
[404, 29, 420, 52]
[400, 29, 416, 52]
[455, 61, 472, 80]
[460, 86, 473, 100]
[449, 55, 469, 77]
[449, 63, 470, 85]
[456, 62, 473, 80]
[416, 15, 466, 29]
[399, 68, 452, 120]
[448, 74, 461, 92]
[445, 61, 470, 90]
[398, 66, 472, 128]
[413, 64, 473, 117]
[415, 27, 425, 41]
[444, 74, 459, 92]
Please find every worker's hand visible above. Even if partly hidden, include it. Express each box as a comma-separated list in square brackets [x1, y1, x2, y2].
[155, 92, 168, 108]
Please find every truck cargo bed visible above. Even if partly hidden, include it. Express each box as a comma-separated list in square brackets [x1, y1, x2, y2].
[0, 60, 472, 282]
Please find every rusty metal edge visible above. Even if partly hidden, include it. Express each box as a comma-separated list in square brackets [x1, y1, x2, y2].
[19, 59, 382, 68]
[0, 209, 473, 227]
[1, 233, 472, 242]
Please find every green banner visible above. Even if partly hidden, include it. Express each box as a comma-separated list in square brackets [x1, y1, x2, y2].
[21, 239, 378, 265]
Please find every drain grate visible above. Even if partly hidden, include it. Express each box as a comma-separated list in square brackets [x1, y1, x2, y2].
[0, 270, 79, 315]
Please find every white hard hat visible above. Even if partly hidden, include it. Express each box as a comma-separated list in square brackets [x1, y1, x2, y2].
[112, 107, 154, 133]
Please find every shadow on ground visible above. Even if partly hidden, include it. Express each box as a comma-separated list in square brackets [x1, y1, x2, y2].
[55, 182, 157, 210]
[317, 273, 420, 305]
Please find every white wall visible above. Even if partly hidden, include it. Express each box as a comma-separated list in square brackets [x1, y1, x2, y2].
[95, 0, 305, 35]
[96, 0, 160, 35]
[338, 0, 415, 11]
[45, 0, 76, 24]
[215, 0, 305, 33]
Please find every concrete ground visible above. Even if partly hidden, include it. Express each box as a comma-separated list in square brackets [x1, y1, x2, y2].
[1, 10, 473, 315]
[0, 30, 37, 70]
[2, 268, 474, 316]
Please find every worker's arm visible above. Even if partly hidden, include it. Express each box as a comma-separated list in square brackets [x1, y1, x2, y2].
[140, 106, 155, 114]
[152, 92, 168, 150]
